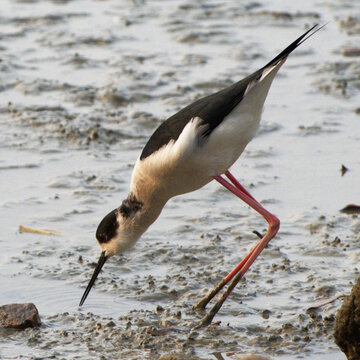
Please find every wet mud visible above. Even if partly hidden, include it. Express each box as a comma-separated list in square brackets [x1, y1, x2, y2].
[1, 0, 360, 359]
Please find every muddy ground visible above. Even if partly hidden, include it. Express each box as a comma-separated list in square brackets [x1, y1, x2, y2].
[1, 0, 360, 359]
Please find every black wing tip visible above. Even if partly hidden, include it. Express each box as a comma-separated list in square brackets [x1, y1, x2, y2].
[297, 23, 327, 46]
[263, 23, 326, 69]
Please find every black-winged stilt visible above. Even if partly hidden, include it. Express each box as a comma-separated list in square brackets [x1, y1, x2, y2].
[79, 25, 322, 326]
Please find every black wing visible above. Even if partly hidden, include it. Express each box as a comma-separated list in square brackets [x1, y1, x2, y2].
[140, 25, 320, 160]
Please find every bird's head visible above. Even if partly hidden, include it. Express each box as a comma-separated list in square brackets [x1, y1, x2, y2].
[79, 195, 144, 306]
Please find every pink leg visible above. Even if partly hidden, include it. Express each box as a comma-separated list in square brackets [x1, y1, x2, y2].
[215, 173, 279, 280]
[225, 170, 256, 201]
[194, 172, 280, 327]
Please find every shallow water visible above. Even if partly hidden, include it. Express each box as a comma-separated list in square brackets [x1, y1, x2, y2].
[1, 0, 360, 359]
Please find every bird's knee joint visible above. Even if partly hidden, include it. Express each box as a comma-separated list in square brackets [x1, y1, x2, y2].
[271, 216, 280, 232]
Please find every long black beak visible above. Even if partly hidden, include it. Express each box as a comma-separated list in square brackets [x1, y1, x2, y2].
[79, 251, 108, 306]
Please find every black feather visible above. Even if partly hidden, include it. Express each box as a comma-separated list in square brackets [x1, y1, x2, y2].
[119, 194, 143, 218]
[96, 209, 118, 244]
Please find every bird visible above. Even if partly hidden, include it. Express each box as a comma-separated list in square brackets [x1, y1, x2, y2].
[79, 25, 322, 326]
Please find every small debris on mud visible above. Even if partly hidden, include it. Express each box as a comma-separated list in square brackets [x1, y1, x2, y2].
[342, 47, 360, 57]
[307, 294, 345, 311]
[19, 225, 64, 236]
[341, 164, 349, 176]
[340, 204, 360, 215]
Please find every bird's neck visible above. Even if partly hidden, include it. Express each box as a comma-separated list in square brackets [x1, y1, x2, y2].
[125, 186, 168, 235]
[127, 160, 173, 234]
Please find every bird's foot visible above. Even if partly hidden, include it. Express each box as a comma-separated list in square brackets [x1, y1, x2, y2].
[192, 311, 216, 330]
[193, 230, 264, 328]
[193, 298, 208, 312]
[193, 278, 227, 311]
